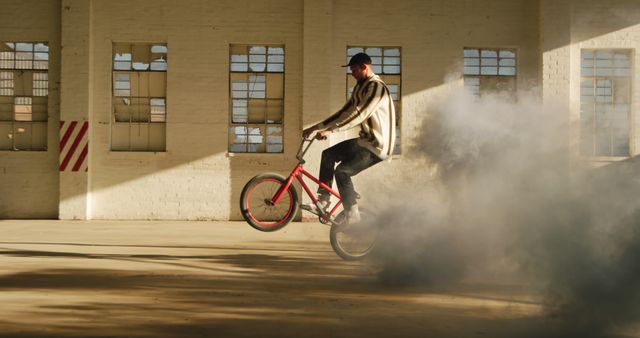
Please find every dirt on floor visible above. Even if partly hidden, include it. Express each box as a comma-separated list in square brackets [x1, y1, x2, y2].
[0, 220, 636, 338]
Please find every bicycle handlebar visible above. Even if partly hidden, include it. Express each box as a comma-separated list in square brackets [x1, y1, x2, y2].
[296, 130, 329, 163]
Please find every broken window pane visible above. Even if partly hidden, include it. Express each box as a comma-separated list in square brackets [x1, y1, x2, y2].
[132, 48, 150, 70]
[247, 99, 266, 123]
[111, 43, 167, 151]
[0, 43, 49, 151]
[266, 99, 283, 124]
[266, 126, 283, 153]
[229, 45, 284, 153]
[114, 52, 132, 70]
[250, 46, 266, 55]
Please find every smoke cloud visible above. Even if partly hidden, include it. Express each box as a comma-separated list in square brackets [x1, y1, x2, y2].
[369, 87, 640, 337]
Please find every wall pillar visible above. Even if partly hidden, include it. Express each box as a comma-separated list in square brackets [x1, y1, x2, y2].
[302, 0, 333, 127]
[540, 0, 575, 162]
[540, 0, 572, 107]
[59, 0, 92, 219]
[300, 0, 334, 212]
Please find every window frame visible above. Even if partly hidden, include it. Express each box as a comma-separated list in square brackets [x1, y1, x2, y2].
[0, 41, 49, 151]
[579, 48, 633, 159]
[463, 47, 518, 98]
[228, 44, 285, 154]
[110, 42, 168, 152]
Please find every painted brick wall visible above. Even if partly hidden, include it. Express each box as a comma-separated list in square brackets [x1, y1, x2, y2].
[2, 0, 640, 219]
[88, 0, 304, 220]
[0, 0, 60, 218]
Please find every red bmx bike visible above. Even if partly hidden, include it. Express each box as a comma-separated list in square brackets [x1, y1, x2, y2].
[239, 137, 379, 260]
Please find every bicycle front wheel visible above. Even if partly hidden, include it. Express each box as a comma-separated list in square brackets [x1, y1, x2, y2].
[330, 208, 379, 260]
[240, 173, 298, 232]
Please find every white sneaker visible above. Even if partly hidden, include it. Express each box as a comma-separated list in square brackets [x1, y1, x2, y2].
[336, 204, 360, 225]
[347, 204, 361, 224]
[317, 196, 330, 212]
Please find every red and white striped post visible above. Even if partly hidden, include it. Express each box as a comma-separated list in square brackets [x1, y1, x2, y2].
[59, 121, 89, 172]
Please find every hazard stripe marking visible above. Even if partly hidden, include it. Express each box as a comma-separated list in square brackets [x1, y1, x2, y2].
[59, 121, 89, 172]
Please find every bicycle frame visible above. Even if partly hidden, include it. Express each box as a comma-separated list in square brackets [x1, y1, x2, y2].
[271, 138, 343, 223]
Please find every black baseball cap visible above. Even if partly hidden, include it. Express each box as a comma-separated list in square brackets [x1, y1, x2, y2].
[342, 52, 372, 67]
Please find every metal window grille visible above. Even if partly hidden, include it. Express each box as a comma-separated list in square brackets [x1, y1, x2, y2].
[580, 49, 631, 157]
[14, 97, 32, 121]
[230, 45, 284, 73]
[0, 71, 13, 96]
[32, 72, 48, 97]
[464, 48, 516, 76]
[346, 46, 401, 155]
[346, 47, 400, 74]
[111, 43, 167, 152]
[0, 42, 48, 151]
[463, 48, 517, 98]
[150, 98, 166, 122]
[0, 43, 48, 70]
[229, 45, 284, 153]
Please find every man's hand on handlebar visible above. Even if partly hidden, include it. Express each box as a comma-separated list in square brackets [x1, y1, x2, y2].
[315, 129, 332, 140]
[303, 125, 332, 140]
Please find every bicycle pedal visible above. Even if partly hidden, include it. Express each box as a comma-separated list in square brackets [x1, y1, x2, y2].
[301, 204, 321, 215]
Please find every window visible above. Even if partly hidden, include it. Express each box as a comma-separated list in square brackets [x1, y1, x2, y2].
[0, 42, 49, 151]
[111, 43, 167, 152]
[229, 45, 284, 153]
[580, 50, 632, 157]
[463, 48, 517, 97]
[346, 46, 401, 155]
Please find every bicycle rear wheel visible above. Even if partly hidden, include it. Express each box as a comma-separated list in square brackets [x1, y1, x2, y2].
[330, 208, 379, 260]
[240, 173, 298, 232]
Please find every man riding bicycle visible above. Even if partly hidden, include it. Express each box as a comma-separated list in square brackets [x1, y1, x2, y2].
[303, 52, 396, 225]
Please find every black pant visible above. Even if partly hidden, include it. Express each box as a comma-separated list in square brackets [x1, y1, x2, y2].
[318, 139, 382, 208]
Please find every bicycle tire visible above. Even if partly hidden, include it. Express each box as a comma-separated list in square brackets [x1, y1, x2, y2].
[240, 173, 298, 232]
[330, 208, 379, 260]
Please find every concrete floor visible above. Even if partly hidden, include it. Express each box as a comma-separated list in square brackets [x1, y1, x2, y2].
[0, 219, 631, 338]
